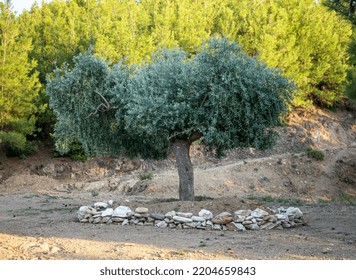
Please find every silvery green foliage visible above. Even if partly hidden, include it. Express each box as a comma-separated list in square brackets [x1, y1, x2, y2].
[125, 37, 295, 156]
[47, 37, 294, 159]
[192, 38, 295, 153]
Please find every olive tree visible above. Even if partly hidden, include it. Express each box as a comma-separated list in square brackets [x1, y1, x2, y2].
[47, 37, 294, 201]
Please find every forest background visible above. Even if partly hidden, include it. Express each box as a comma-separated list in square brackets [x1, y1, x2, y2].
[0, 0, 355, 158]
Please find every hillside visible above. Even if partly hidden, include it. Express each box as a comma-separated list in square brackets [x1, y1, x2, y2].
[0, 104, 355, 260]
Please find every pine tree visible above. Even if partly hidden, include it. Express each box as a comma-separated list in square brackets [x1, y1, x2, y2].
[0, 0, 40, 155]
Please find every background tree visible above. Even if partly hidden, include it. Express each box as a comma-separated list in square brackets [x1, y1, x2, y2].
[0, 0, 39, 156]
[47, 37, 294, 200]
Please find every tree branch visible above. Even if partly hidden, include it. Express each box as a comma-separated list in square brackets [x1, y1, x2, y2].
[85, 90, 111, 119]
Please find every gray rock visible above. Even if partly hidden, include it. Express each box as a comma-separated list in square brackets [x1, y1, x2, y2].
[150, 213, 165, 220]
[173, 216, 193, 223]
[169, 223, 177, 229]
[122, 219, 129, 226]
[185, 222, 198, 228]
[242, 220, 252, 225]
[101, 208, 114, 217]
[213, 224, 222, 230]
[93, 217, 102, 224]
[286, 207, 303, 219]
[276, 214, 289, 221]
[199, 209, 213, 220]
[156, 221, 168, 228]
[212, 212, 233, 224]
[232, 223, 246, 232]
[113, 206, 133, 218]
[107, 200, 114, 206]
[245, 223, 260, 230]
[251, 208, 269, 218]
[101, 216, 111, 223]
[80, 219, 89, 223]
[144, 222, 154, 226]
[245, 215, 254, 221]
[112, 217, 125, 223]
[260, 222, 276, 230]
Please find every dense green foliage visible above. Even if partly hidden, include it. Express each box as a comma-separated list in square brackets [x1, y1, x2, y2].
[21, 0, 352, 108]
[0, 0, 354, 157]
[47, 37, 294, 158]
[0, 1, 40, 156]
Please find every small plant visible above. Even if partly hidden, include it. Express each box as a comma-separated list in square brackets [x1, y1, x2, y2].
[305, 147, 325, 160]
[194, 195, 214, 201]
[91, 190, 99, 197]
[138, 172, 153, 181]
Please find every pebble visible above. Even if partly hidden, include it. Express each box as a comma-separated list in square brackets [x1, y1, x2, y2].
[212, 212, 233, 224]
[245, 223, 260, 230]
[213, 224, 222, 230]
[122, 219, 129, 226]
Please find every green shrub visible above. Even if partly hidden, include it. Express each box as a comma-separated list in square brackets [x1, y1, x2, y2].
[305, 147, 325, 160]
[138, 172, 153, 181]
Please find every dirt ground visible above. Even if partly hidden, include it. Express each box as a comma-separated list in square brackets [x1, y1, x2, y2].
[0, 104, 355, 260]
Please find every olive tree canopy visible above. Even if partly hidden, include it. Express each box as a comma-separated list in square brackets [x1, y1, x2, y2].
[47, 37, 295, 200]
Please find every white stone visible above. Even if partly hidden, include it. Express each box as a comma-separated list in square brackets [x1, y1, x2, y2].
[165, 211, 176, 219]
[286, 207, 303, 219]
[173, 216, 193, 223]
[233, 215, 245, 223]
[251, 208, 269, 218]
[101, 208, 114, 217]
[191, 216, 205, 222]
[122, 219, 129, 226]
[113, 206, 133, 218]
[276, 214, 289, 221]
[156, 221, 168, 228]
[78, 206, 89, 214]
[199, 209, 213, 220]
[213, 224, 222, 230]
[107, 200, 114, 206]
[94, 202, 109, 209]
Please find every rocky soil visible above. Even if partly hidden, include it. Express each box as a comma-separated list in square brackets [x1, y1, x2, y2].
[0, 104, 355, 260]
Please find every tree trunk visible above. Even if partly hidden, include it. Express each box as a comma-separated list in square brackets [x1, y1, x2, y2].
[172, 140, 195, 201]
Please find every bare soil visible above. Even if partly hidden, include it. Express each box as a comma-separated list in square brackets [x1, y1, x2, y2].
[0, 104, 355, 260]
